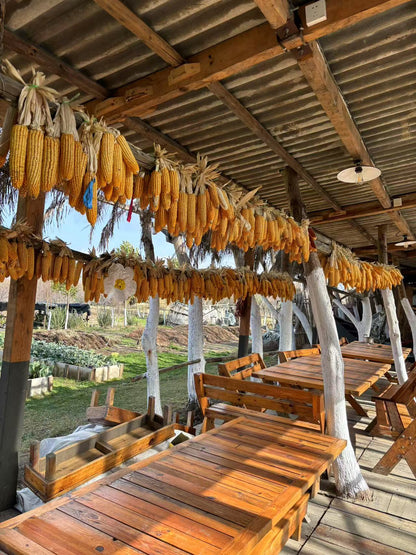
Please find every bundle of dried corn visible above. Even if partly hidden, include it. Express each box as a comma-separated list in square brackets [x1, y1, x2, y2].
[3, 61, 58, 197]
[319, 243, 403, 292]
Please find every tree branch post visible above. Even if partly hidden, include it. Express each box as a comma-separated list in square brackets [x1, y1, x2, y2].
[284, 166, 369, 498]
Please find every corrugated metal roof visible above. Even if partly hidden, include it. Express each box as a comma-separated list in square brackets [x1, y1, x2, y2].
[2, 0, 416, 258]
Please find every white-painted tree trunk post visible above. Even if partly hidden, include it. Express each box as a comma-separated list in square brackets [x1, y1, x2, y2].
[293, 303, 313, 345]
[142, 295, 162, 415]
[111, 307, 114, 327]
[333, 296, 372, 341]
[279, 300, 294, 351]
[140, 210, 162, 414]
[188, 296, 205, 406]
[169, 234, 206, 407]
[285, 165, 370, 498]
[64, 292, 70, 330]
[401, 296, 416, 357]
[377, 225, 407, 385]
[124, 301, 128, 326]
[250, 296, 263, 357]
[381, 288, 407, 384]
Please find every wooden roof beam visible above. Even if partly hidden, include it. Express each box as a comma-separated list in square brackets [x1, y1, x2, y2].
[296, 41, 414, 239]
[310, 192, 416, 224]
[252, 1, 290, 28]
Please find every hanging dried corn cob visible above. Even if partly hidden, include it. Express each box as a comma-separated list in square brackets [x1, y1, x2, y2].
[59, 97, 83, 182]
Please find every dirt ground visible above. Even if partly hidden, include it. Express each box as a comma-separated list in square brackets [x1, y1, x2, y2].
[33, 330, 114, 350]
[128, 324, 239, 349]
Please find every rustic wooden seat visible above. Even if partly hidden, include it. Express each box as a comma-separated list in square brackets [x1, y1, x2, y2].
[278, 346, 321, 363]
[194, 372, 325, 434]
[218, 352, 265, 379]
[366, 365, 416, 439]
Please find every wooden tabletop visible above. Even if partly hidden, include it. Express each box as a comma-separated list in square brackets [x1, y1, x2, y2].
[0, 417, 345, 554]
[341, 341, 411, 365]
[253, 356, 391, 396]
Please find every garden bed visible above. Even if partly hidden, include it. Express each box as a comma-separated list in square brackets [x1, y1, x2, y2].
[53, 361, 123, 382]
[26, 376, 53, 399]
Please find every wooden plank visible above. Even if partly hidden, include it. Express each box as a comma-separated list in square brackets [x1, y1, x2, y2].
[110, 479, 242, 537]
[312, 522, 409, 555]
[97, 483, 236, 545]
[72, 491, 220, 554]
[60, 500, 186, 555]
[0, 528, 54, 555]
[253, 0, 290, 28]
[388, 494, 416, 522]
[3, 28, 108, 99]
[93, 0, 185, 67]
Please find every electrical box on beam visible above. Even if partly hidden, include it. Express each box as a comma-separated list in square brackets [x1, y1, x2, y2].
[305, 0, 327, 27]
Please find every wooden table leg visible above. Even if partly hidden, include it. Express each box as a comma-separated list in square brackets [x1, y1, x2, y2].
[345, 394, 368, 417]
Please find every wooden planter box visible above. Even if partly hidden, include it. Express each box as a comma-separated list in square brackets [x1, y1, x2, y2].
[26, 376, 53, 399]
[52, 362, 124, 382]
[24, 412, 175, 501]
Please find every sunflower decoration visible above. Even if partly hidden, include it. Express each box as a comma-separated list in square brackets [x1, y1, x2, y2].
[103, 263, 136, 305]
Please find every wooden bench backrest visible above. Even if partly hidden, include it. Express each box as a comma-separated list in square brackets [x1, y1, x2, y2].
[278, 347, 321, 363]
[194, 372, 325, 431]
[218, 353, 265, 380]
[392, 366, 416, 416]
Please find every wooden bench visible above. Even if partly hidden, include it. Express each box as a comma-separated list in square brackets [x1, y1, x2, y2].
[194, 372, 325, 434]
[218, 352, 265, 379]
[366, 366, 416, 478]
[278, 347, 321, 363]
[366, 365, 416, 439]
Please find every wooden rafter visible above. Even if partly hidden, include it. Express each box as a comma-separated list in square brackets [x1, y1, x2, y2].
[86, 0, 411, 120]
[296, 41, 414, 239]
[87, 0, 375, 243]
[310, 192, 416, 224]
[252, 0, 289, 28]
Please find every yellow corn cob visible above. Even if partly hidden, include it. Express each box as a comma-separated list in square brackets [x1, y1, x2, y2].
[125, 168, 134, 200]
[60, 134, 75, 180]
[7, 241, 18, 267]
[42, 251, 53, 282]
[116, 135, 139, 174]
[112, 142, 123, 190]
[167, 200, 178, 235]
[0, 237, 8, 263]
[103, 184, 113, 201]
[41, 136, 60, 192]
[161, 167, 171, 210]
[60, 255, 69, 282]
[74, 260, 83, 286]
[133, 174, 144, 200]
[25, 129, 44, 199]
[150, 170, 162, 212]
[68, 142, 87, 207]
[187, 193, 196, 234]
[9, 124, 29, 190]
[155, 207, 167, 233]
[118, 194, 127, 205]
[169, 170, 180, 202]
[197, 191, 207, 230]
[35, 252, 42, 279]
[66, 258, 76, 288]
[111, 188, 120, 203]
[53, 255, 63, 282]
[17, 242, 28, 273]
[100, 132, 115, 183]
[118, 162, 126, 198]
[86, 175, 98, 226]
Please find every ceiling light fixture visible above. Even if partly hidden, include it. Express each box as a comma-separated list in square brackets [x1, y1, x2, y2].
[394, 235, 416, 248]
[337, 160, 381, 184]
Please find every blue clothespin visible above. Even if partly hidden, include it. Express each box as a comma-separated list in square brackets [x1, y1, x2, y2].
[83, 177, 95, 209]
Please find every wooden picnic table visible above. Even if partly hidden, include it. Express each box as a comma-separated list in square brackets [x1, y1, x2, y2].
[0, 417, 345, 555]
[253, 355, 391, 417]
[341, 341, 411, 365]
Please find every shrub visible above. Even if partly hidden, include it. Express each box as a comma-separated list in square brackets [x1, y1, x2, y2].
[29, 360, 53, 379]
[30, 340, 117, 368]
[67, 312, 85, 330]
[97, 309, 112, 328]
[50, 307, 66, 329]
[127, 314, 139, 326]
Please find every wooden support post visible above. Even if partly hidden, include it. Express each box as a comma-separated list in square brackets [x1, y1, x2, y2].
[284, 166, 369, 498]
[29, 441, 40, 472]
[378, 225, 408, 384]
[238, 248, 254, 357]
[0, 193, 45, 510]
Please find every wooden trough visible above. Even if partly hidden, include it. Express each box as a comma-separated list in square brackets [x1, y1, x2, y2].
[24, 397, 175, 501]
